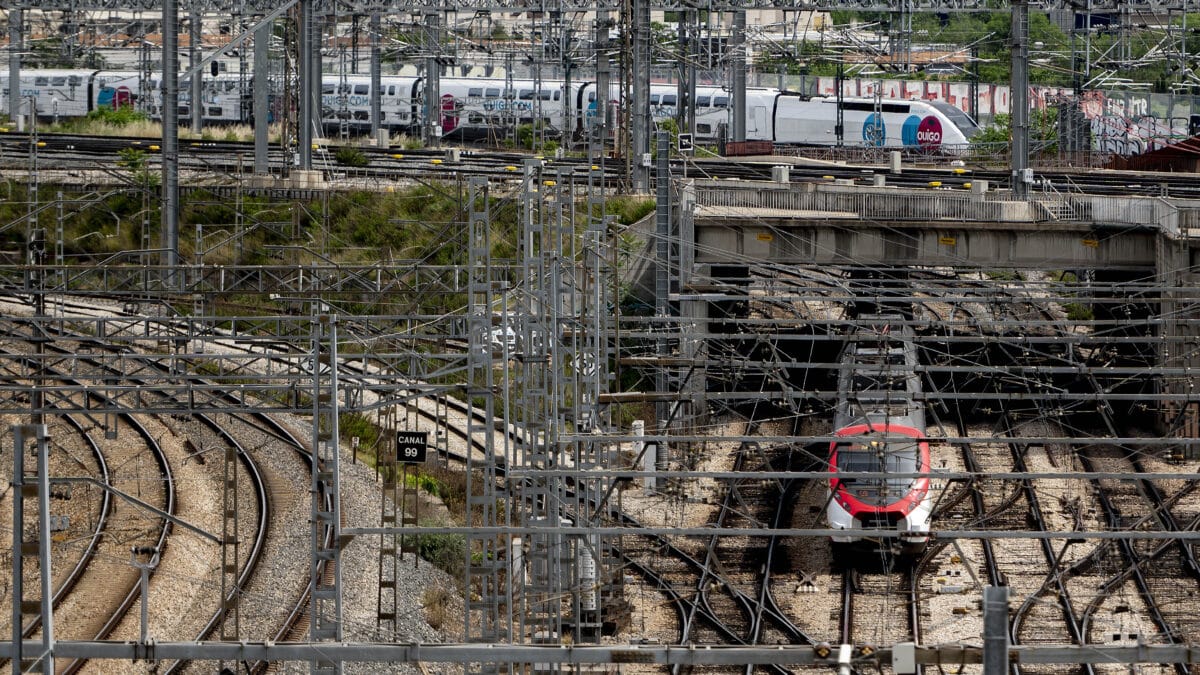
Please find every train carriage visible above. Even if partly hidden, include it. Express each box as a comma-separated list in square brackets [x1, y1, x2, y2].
[770, 95, 977, 151]
[1, 68, 97, 119]
[319, 75, 421, 134]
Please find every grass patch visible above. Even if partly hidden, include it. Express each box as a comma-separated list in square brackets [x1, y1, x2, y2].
[607, 196, 656, 225]
[421, 584, 455, 630]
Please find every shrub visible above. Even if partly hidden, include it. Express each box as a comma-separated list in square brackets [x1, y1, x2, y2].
[117, 147, 159, 187]
[607, 196, 656, 224]
[422, 586, 454, 629]
[415, 527, 465, 577]
[1064, 302, 1094, 320]
[335, 146, 369, 167]
[86, 104, 148, 127]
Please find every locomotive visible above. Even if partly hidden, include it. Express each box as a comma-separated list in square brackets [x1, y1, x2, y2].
[827, 315, 933, 556]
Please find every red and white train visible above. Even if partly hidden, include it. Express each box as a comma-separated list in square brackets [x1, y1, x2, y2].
[827, 315, 933, 556]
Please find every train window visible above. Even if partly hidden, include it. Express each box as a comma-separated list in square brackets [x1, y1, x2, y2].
[840, 101, 910, 114]
[468, 87, 483, 97]
[662, 94, 677, 105]
[696, 96, 710, 106]
[322, 84, 335, 94]
[485, 88, 500, 97]
[51, 77, 66, 86]
[650, 94, 660, 104]
[387, 85, 396, 95]
[468, 112, 484, 124]
[697, 124, 711, 134]
[538, 90, 551, 100]
[68, 76, 81, 86]
[714, 96, 729, 108]
[542, 117, 551, 125]
[553, 91, 560, 101]
[354, 110, 368, 120]
[353, 84, 368, 95]
[35, 77, 48, 86]
[208, 107, 223, 116]
[518, 89, 534, 100]
[928, 101, 979, 132]
[519, 116, 533, 124]
[587, 92, 596, 102]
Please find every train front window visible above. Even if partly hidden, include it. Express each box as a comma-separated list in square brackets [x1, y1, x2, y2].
[835, 437, 920, 502]
[929, 101, 979, 136]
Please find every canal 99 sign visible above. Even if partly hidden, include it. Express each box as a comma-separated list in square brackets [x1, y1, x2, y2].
[396, 431, 428, 464]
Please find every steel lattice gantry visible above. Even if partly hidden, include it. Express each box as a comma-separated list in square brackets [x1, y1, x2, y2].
[0, 0, 1186, 11]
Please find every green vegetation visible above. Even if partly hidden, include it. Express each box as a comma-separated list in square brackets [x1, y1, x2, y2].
[1063, 302, 1094, 320]
[985, 269, 1023, 281]
[1053, 271, 1094, 320]
[969, 110, 1061, 159]
[606, 196, 656, 225]
[415, 527, 466, 577]
[774, 10, 1200, 93]
[87, 105, 149, 127]
[513, 123, 559, 154]
[334, 146, 369, 167]
[340, 412, 381, 454]
[117, 147, 160, 187]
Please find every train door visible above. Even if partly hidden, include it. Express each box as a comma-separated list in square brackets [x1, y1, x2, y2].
[441, 93, 459, 134]
[749, 105, 768, 139]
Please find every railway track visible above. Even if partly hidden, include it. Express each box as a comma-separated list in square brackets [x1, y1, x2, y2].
[0, 344, 175, 674]
[0, 313, 342, 673]
[45, 327, 330, 675]
[12, 129, 1200, 199]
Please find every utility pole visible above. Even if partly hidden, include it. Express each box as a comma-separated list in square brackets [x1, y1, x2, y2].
[162, 0, 180, 285]
[8, 8, 22, 125]
[1011, 0, 1031, 197]
[731, 10, 746, 142]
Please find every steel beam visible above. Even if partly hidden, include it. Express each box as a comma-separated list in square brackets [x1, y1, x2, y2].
[253, 19, 269, 173]
[6, 1, 1182, 13]
[0, 639, 1197, 667]
[2, 638, 1200, 662]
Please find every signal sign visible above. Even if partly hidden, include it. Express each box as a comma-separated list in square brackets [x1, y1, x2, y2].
[678, 133, 694, 152]
[396, 431, 428, 464]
